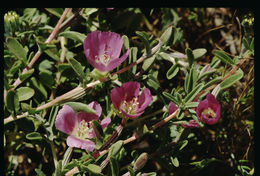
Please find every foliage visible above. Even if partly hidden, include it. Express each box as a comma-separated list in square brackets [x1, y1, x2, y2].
[4, 8, 254, 176]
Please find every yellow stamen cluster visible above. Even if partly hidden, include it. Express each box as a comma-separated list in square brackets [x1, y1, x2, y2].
[121, 97, 139, 115]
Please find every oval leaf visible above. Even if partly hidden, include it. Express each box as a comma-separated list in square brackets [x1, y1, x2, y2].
[160, 25, 173, 45]
[184, 83, 204, 103]
[26, 132, 43, 140]
[220, 69, 244, 90]
[193, 48, 207, 60]
[166, 64, 179, 79]
[16, 87, 35, 101]
[6, 37, 27, 64]
[64, 102, 96, 114]
[214, 50, 235, 66]
[185, 48, 194, 67]
[86, 164, 102, 174]
[6, 90, 20, 114]
[59, 31, 86, 43]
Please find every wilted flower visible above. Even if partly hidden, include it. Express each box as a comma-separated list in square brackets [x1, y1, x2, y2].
[196, 93, 221, 125]
[111, 81, 153, 118]
[84, 30, 130, 72]
[55, 101, 111, 151]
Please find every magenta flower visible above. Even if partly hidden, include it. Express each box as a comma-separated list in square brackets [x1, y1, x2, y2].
[84, 30, 130, 72]
[111, 82, 153, 118]
[55, 101, 111, 151]
[196, 93, 221, 125]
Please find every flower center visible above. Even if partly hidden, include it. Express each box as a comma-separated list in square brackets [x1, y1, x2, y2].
[73, 120, 91, 140]
[202, 108, 216, 118]
[121, 97, 139, 115]
[95, 53, 110, 66]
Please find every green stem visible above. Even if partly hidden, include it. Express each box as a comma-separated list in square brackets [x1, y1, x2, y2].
[49, 141, 58, 168]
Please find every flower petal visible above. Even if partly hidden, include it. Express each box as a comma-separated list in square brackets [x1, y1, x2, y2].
[168, 102, 178, 115]
[111, 87, 125, 110]
[100, 117, 111, 129]
[66, 135, 95, 151]
[121, 109, 143, 118]
[137, 88, 153, 113]
[55, 105, 76, 135]
[121, 81, 140, 101]
[103, 49, 130, 72]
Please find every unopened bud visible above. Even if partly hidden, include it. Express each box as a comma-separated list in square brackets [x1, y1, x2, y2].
[133, 153, 148, 172]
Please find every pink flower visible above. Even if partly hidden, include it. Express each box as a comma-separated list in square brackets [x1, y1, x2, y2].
[111, 82, 153, 118]
[55, 101, 111, 151]
[84, 30, 130, 72]
[196, 93, 221, 125]
[168, 102, 199, 128]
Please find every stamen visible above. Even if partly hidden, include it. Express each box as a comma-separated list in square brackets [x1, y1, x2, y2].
[203, 108, 216, 118]
[95, 53, 111, 66]
[73, 120, 91, 139]
[121, 97, 139, 115]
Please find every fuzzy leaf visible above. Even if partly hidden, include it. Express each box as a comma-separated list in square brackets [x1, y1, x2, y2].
[67, 57, 85, 82]
[64, 102, 96, 114]
[6, 37, 27, 64]
[59, 31, 86, 43]
[184, 83, 204, 103]
[85, 164, 102, 175]
[26, 132, 43, 140]
[19, 69, 35, 82]
[193, 48, 207, 60]
[185, 48, 194, 67]
[16, 87, 35, 101]
[159, 25, 173, 45]
[166, 64, 179, 79]
[214, 50, 235, 66]
[6, 90, 20, 114]
[220, 69, 244, 90]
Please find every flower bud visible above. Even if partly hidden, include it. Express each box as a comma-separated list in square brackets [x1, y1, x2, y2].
[133, 152, 148, 172]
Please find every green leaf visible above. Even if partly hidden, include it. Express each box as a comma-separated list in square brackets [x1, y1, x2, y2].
[59, 31, 86, 43]
[122, 35, 129, 50]
[147, 74, 160, 91]
[184, 102, 199, 108]
[16, 87, 35, 101]
[213, 50, 235, 66]
[193, 48, 207, 60]
[64, 102, 96, 114]
[9, 60, 22, 75]
[45, 8, 64, 18]
[91, 120, 104, 141]
[159, 25, 173, 45]
[178, 140, 188, 151]
[30, 77, 48, 99]
[243, 38, 250, 51]
[110, 156, 119, 176]
[142, 55, 156, 71]
[184, 65, 198, 93]
[44, 49, 60, 61]
[26, 132, 43, 140]
[6, 90, 20, 114]
[6, 37, 27, 64]
[129, 47, 138, 74]
[202, 76, 222, 89]
[170, 157, 179, 167]
[39, 71, 54, 88]
[39, 59, 54, 74]
[220, 69, 244, 90]
[85, 164, 102, 175]
[109, 140, 124, 157]
[166, 64, 179, 80]
[185, 48, 194, 67]
[19, 68, 35, 82]
[67, 57, 85, 82]
[57, 63, 72, 72]
[162, 92, 179, 104]
[183, 83, 204, 103]
[136, 31, 151, 55]
[35, 168, 46, 176]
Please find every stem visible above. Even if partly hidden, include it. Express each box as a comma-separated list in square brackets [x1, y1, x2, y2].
[151, 108, 180, 130]
[4, 8, 71, 101]
[99, 118, 127, 151]
[49, 141, 58, 168]
[194, 56, 248, 100]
